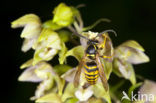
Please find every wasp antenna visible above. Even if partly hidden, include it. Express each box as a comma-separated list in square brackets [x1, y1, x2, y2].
[72, 32, 89, 40]
[76, 4, 86, 9]
[68, 26, 89, 40]
[97, 29, 117, 37]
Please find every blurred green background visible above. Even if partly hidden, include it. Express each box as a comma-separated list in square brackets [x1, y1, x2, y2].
[1, 0, 156, 103]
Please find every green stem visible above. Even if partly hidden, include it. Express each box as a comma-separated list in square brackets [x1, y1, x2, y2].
[83, 18, 111, 31]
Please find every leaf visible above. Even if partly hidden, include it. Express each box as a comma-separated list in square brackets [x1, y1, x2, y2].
[128, 82, 143, 98]
[52, 3, 74, 27]
[113, 59, 136, 85]
[93, 83, 111, 103]
[61, 83, 77, 102]
[35, 93, 62, 103]
[11, 14, 41, 39]
[53, 64, 72, 76]
[115, 40, 150, 64]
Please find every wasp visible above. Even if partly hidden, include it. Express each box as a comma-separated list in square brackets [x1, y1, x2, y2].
[73, 30, 117, 91]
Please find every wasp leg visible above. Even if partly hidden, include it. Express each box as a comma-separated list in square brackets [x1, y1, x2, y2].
[82, 82, 91, 89]
[99, 34, 107, 49]
[102, 54, 114, 59]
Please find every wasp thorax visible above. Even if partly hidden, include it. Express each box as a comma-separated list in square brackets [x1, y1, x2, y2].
[86, 41, 98, 60]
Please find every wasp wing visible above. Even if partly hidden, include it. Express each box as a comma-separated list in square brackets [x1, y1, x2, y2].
[74, 57, 85, 87]
[96, 54, 109, 91]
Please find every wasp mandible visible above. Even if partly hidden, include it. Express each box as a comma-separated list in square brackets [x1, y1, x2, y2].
[73, 30, 117, 91]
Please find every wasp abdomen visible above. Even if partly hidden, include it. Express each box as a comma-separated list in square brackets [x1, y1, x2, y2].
[84, 61, 99, 85]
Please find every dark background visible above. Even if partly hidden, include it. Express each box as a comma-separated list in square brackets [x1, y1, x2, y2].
[1, 0, 156, 103]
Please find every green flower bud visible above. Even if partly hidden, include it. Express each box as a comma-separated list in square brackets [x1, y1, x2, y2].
[52, 3, 74, 27]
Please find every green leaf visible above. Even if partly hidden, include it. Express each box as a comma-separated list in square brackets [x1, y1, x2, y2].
[62, 83, 77, 102]
[128, 82, 143, 98]
[93, 83, 111, 103]
[113, 59, 136, 85]
[52, 3, 74, 27]
[53, 64, 72, 76]
[35, 93, 62, 103]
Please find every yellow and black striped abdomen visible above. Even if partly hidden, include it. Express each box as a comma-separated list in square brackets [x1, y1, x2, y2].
[84, 61, 99, 85]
